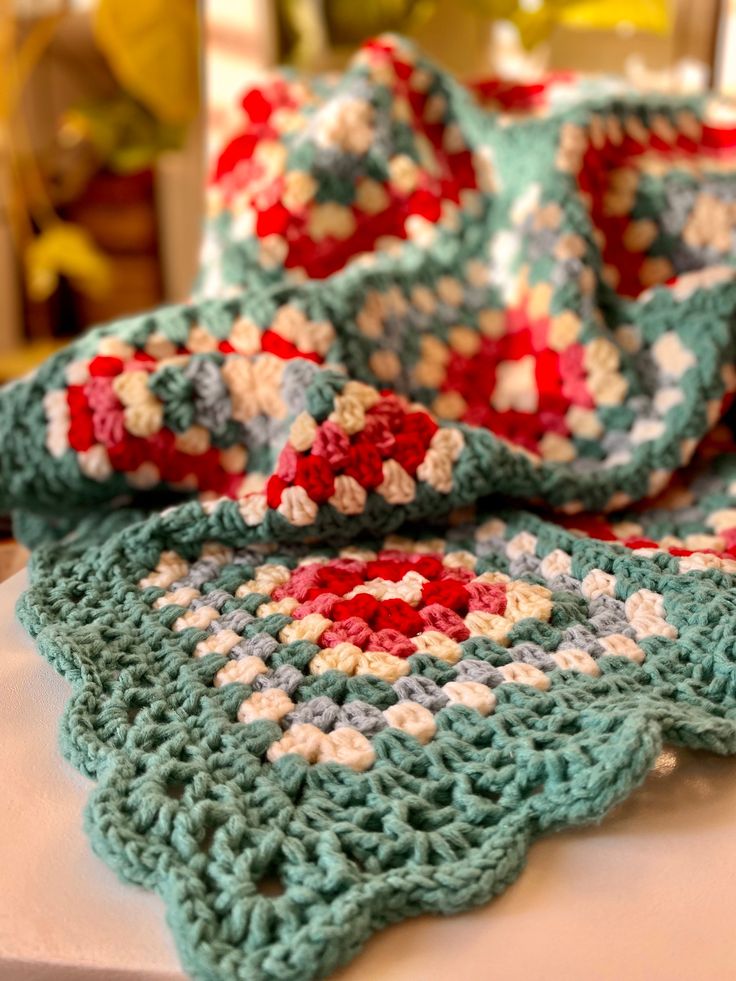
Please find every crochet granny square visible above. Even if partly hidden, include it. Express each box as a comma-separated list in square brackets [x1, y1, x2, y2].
[6, 34, 736, 981]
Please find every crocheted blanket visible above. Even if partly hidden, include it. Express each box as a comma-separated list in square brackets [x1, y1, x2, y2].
[7, 35, 736, 980]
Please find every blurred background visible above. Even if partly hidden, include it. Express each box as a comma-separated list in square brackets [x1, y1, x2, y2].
[0, 0, 734, 387]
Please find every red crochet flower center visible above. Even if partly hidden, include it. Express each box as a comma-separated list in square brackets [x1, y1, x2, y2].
[272, 551, 508, 658]
[578, 118, 736, 299]
[266, 394, 439, 507]
[439, 298, 592, 455]
[212, 40, 478, 281]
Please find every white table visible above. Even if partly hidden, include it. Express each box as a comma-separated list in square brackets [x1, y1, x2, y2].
[2, 568, 736, 981]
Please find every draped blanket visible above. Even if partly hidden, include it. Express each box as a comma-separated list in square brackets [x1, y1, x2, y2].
[6, 35, 736, 981]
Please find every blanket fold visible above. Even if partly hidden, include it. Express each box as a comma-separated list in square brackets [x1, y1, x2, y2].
[7, 34, 736, 981]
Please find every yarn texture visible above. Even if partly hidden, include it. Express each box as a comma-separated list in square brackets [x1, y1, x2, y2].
[7, 35, 736, 981]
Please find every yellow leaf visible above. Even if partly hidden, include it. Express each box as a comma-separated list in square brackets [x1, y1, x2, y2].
[510, 7, 557, 48]
[558, 0, 670, 34]
[25, 223, 111, 301]
[93, 0, 200, 124]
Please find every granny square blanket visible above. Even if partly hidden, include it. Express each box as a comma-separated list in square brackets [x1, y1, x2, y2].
[6, 34, 736, 981]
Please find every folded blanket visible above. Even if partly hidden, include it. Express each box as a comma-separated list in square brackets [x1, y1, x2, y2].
[8, 34, 736, 981]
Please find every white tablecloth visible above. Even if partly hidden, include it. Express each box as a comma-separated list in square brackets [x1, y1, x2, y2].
[2, 568, 735, 980]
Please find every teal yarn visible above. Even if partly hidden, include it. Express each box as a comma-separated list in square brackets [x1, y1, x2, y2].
[7, 34, 736, 981]
[16, 509, 736, 980]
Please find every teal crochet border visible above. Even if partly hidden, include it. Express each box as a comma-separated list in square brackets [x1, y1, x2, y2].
[17, 507, 736, 980]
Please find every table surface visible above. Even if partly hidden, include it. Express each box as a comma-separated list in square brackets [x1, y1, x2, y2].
[2, 568, 736, 981]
